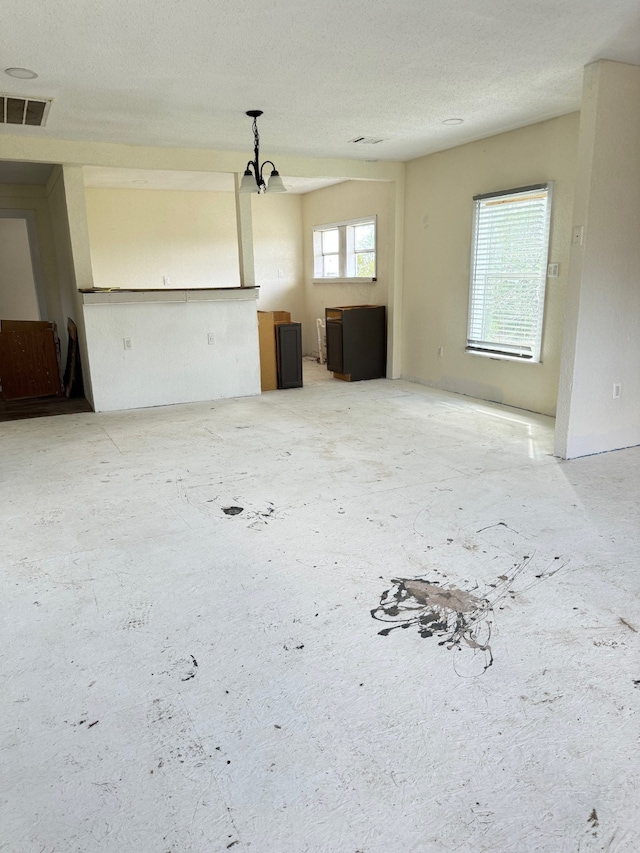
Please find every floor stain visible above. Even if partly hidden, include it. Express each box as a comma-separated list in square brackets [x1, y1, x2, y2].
[123, 601, 152, 630]
[588, 807, 599, 838]
[372, 577, 493, 674]
[372, 554, 566, 676]
[247, 503, 277, 529]
[222, 503, 277, 528]
[181, 654, 198, 682]
[476, 520, 522, 536]
[152, 654, 199, 682]
[619, 617, 638, 633]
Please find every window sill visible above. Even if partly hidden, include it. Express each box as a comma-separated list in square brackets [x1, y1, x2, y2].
[465, 348, 541, 364]
[312, 277, 377, 285]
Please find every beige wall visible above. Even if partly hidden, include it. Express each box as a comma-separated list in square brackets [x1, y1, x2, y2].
[45, 169, 79, 369]
[252, 193, 305, 322]
[402, 113, 580, 416]
[556, 61, 640, 457]
[301, 180, 395, 357]
[0, 218, 40, 320]
[85, 188, 241, 290]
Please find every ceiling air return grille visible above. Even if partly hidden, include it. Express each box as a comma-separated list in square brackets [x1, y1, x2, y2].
[348, 136, 386, 145]
[0, 94, 51, 127]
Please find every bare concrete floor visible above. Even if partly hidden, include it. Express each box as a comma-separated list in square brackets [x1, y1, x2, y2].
[1, 368, 639, 852]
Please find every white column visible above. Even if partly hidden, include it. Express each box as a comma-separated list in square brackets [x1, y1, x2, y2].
[555, 60, 640, 458]
[234, 174, 255, 288]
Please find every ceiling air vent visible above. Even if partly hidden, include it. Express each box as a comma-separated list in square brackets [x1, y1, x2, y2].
[348, 136, 386, 145]
[0, 94, 51, 127]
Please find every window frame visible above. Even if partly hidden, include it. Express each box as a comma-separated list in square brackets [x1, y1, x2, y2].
[312, 216, 377, 283]
[466, 183, 553, 364]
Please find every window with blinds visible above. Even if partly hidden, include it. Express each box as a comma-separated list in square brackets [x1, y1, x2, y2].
[466, 184, 552, 362]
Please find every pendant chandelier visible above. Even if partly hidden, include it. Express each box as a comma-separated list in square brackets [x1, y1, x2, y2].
[238, 110, 286, 194]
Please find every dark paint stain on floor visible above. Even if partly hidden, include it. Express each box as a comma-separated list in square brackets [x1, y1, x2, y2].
[372, 577, 494, 674]
[181, 655, 199, 682]
[372, 554, 565, 676]
[222, 506, 244, 516]
[588, 807, 599, 838]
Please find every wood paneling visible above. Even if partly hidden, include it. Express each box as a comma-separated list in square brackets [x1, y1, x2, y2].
[0, 320, 61, 400]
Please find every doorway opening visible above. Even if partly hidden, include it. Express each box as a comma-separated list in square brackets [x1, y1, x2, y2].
[0, 163, 90, 421]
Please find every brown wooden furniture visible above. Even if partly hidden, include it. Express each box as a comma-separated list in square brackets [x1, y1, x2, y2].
[325, 305, 386, 381]
[275, 322, 303, 389]
[0, 319, 61, 400]
[63, 318, 80, 398]
[257, 311, 289, 391]
[257, 311, 303, 391]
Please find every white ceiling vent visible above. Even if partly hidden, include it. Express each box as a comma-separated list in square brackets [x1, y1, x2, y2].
[0, 94, 51, 127]
[348, 136, 386, 145]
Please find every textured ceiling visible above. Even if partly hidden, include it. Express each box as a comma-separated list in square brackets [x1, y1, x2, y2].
[1, 0, 640, 162]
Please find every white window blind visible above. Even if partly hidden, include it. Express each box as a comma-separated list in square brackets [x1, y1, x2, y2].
[467, 184, 552, 361]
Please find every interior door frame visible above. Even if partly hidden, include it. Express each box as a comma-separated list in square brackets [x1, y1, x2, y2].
[0, 209, 48, 320]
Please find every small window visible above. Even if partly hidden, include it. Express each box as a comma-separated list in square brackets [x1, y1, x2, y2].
[313, 216, 376, 280]
[320, 227, 340, 277]
[467, 184, 552, 362]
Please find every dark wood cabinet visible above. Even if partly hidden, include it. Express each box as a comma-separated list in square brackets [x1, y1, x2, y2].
[325, 305, 386, 381]
[0, 320, 61, 400]
[276, 322, 303, 389]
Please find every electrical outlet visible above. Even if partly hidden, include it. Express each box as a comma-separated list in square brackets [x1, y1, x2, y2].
[613, 383, 621, 399]
[123, 337, 132, 350]
[277, 269, 284, 278]
[547, 263, 559, 277]
[163, 275, 171, 287]
[438, 346, 444, 358]
[207, 333, 215, 346]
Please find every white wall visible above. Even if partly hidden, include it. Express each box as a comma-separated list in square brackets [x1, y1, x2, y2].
[402, 114, 579, 416]
[0, 218, 40, 320]
[555, 61, 640, 458]
[82, 291, 260, 411]
[85, 188, 242, 290]
[301, 180, 395, 357]
[0, 184, 63, 339]
[252, 193, 305, 322]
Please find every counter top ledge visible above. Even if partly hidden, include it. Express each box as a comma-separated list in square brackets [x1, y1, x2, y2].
[81, 287, 259, 305]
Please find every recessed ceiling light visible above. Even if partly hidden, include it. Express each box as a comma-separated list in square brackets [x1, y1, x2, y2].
[5, 67, 38, 80]
[442, 118, 464, 126]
